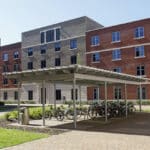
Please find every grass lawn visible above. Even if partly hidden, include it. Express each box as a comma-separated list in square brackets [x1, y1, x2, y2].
[0, 128, 49, 149]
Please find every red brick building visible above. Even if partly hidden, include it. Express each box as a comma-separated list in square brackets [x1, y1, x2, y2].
[0, 42, 21, 100]
[86, 18, 150, 100]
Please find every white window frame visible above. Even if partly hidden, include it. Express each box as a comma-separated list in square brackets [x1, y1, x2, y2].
[135, 46, 145, 58]
[112, 31, 120, 43]
[91, 35, 100, 46]
[112, 49, 121, 61]
[3, 53, 8, 61]
[134, 27, 144, 39]
[92, 52, 100, 63]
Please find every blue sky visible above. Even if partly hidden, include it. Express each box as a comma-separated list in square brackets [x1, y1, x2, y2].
[0, 0, 149, 45]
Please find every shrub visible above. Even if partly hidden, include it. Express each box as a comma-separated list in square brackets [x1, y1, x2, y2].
[136, 100, 150, 105]
[0, 101, 5, 106]
[5, 111, 18, 121]
[4, 101, 36, 104]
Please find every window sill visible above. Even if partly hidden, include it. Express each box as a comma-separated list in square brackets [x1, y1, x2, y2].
[134, 56, 145, 59]
[91, 44, 100, 47]
[137, 75, 146, 78]
[3, 60, 8, 62]
[28, 55, 33, 58]
[134, 36, 145, 40]
[69, 48, 77, 50]
[14, 58, 19, 60]
[111, 41, 121, 44]
[92, 61, 100, 63]
[112, 59, 121, 61]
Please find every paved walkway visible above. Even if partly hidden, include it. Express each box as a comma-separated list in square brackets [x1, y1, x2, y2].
[4, 130, 150, 150]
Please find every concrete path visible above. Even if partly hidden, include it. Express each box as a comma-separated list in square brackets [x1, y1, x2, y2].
[4, 130, 150, 150]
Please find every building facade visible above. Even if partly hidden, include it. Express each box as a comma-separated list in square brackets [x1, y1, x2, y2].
[86, 18, 150, 100]
[21, 16, 103, 103]
[0, 42, 21, 101]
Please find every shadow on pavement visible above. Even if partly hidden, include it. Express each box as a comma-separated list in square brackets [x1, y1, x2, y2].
[50, 112, 150, 136]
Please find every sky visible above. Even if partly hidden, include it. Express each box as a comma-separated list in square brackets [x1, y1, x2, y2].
[0, 0, 149, 45]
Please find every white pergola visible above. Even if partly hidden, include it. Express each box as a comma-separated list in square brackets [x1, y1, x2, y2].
[4, 64, 150, 128]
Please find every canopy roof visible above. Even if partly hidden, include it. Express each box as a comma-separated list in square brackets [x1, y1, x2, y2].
[4, 65, 150, 85]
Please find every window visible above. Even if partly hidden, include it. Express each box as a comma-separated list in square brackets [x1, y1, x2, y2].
[55, 58, 61, 66]
[137, 87, 146, 99]
[13, 79, 18, 85]
[41, 60, 46, 68]
[55, 42, 61, 51]
[41, 32, 45, 43]
[3, 92, 8, 100]
[28, 48, 33, 56]
[91, 35, 100, 46]
[3, 53, 8, 61]
[14, 63, 20, 71]
[46, 30, 54, 42]
[92, 53, 100, 62]
[28, 91, 33, 100]
[27, 62, 33, 70]
[71, 55, 77, 64]
[113, 67, 122, 73]
[71, 89, 78, 100]
[56, 89, 61, 100]
[135, 27, 144, 38]
[135, 46, 145, 57]
[3, 65, 9, 72]
[112, 31, 120, 42]
[114, 87, 122, 99]
[41, 28, 60, 44]
[56, 28, 60, 40]
[70, 39, 77, 49]
[3, 78, 8, 85]
[112, 49, 121, 60]
[93, 88, 99, 100]
[14, 91, 18, 100]
[40, 46, 46, 54]
[14, 51, 19, 59]
[137, 65, 145, 76]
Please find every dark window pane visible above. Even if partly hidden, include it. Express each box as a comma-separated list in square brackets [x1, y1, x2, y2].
[28, 91, 33, 100]
[70, 39, 77, 49]
[3, 92, 7, 100]
[55, 42, 61, 51]
[41, 32, 45, 43]
[56, 28, 60, 40]
[55, 58, 61, 66]
[14, 91, 18, 100]
[28, 62, 33, 70]
[46, 30, 54, 42]
[71, 55, 77, 64]
[28, 48, 33, 56]
[71, 89, 78, 100]
[56, 89, 61, 100]
[41, 60, 46, 68]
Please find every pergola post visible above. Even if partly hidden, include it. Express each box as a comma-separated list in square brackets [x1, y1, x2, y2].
[104, 81, 108, 122]
[97, 86, 100, 103]
[139, 83, 142, 112]
[73, 76, 77, 129]
[79, 85, 81, 106]
[17, 80, 21, 124]
[42, 80, 46, 126]
[54, 83, 56, 111]
[124, 83, 128, 118]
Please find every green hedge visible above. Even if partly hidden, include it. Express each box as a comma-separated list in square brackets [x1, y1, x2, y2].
[0, 101, 4, 106]
[136, 100, 150, 105]
[4, 101, 36, 104]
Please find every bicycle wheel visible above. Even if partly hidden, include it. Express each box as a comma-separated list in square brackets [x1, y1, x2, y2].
[56, 111, 64, 121]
